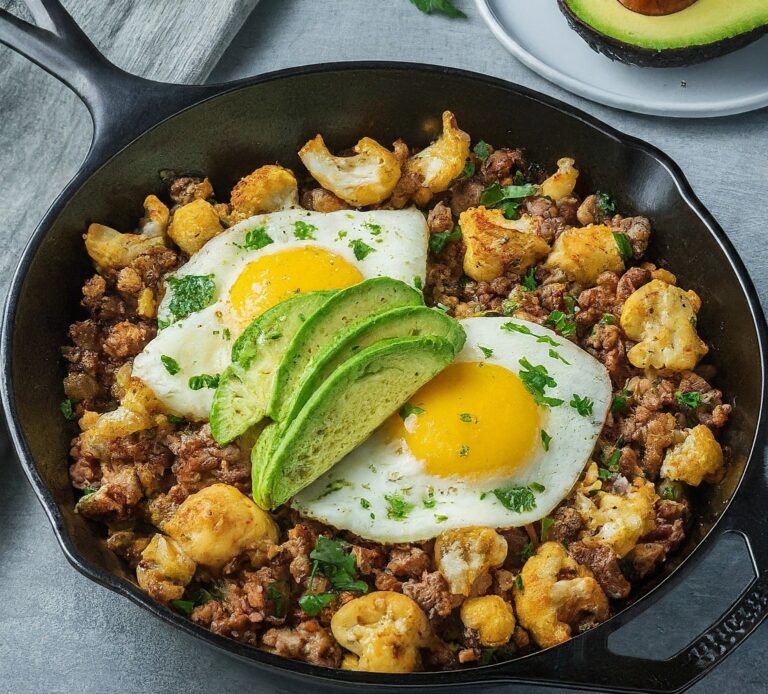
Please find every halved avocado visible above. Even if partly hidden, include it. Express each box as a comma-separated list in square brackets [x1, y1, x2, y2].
[281, 306, 467, 424]
[266, 277, 423, 422]
[209, 291, 333, 445]
[559, 0, 768, 67]
[257, 335, 456, 508]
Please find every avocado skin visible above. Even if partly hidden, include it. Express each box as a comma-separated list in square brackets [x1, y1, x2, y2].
[558, 0, 768, 67]
[257, 335, 456, 508]
[281, 305, 466, 424]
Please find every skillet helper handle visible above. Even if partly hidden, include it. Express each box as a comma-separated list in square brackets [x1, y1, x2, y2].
[484, 456, 768, 693]
[0, 0, 211, 165]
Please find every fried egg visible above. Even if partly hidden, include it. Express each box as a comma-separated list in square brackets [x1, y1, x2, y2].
[293, 317, 612, 542]
[132, 208, 428, 419]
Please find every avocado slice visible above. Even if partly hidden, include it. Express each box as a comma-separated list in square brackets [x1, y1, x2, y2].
[282, 306, 466, 424]
[257, 335, 456, 508]
[558, 0, 768, 67]
[267, 277, 423, 422]
[209, 291, 334, 445]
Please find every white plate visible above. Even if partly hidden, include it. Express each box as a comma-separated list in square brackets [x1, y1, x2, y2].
[476, 0, 768, 118]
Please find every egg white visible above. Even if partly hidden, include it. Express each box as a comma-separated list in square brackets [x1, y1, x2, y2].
[132, 208, 429, 420]
[292, 317, 613, 543]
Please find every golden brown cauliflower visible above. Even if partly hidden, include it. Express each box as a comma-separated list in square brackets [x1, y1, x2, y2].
[539, 158, 579, 201]
[460, 595, 516, 647]
[543, 224, 624, 286]
[139, 194, 170, 238]
[661, 425, 725, 486]
[434, 526, 507, 596]
[400, 111, 470, 206]
[331, 591, 432, 673]
[230, 164, 299, 217]
[168, 199, 224, 255]
[575, 477, 658, 558]
[298, 135, 401, 207]
[163, 483, 278, 569]
[620, 279, 708, 371]
[460, 207, 551, 282]
[136, 533, 196, 603]
[514, 542, 608, 649]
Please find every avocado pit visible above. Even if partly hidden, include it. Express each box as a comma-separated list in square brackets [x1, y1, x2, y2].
[618, 0, 697, 16]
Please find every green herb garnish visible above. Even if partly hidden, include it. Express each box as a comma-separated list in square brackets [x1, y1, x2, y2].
[435, 514, 449, 523]
[399, 403, 425, 419]
[161, 355, 180, 375]
[459, 445, 470, 457]
[545, 310, 576, 337]
[611, 389, 631, 413]
[479, 182, 538, 207]
[385, 494, 415, 520]
[409, 0, 466, 18]
[613, 232, 633, 261]
[267, 583, 286, 618]
[429, 226, 461, 254]
[492, 485, 537, 513]
[293, 220, 317, 240]
[349, 239, 375, 260]
[317, 480, 352, 499]
[167, 274, 215, 321]
[473, 140, 491, 161]
[515, 575, 524, 591]
[548, 348, 570, 365]
[541, 516, 554, 541]
[360, 498, 371, 509]
[170, 599, 195, 615]
[240, 225, 273, 251]
[540, 429, 552, 451]
[521, 542, 534, 561]
[60, 398, 78, 421]
[188, 373, 219, 390]
[167, 414, 184, 425]
[570, 394, 594, 417]
[522, 267, 538, 292]
[479, 345, 494, 358]
[518, 358, 564, 408]
[299, 592, 334, 616]
[459, 413, 475, 423]
[675, 390, 702, 409]
[596, 191, 616, 215]
[457, 159, 475, 179]
[599, 313, 616, 325]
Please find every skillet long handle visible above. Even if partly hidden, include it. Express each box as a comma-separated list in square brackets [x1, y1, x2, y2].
[0, 0, 212, 165]
[479, 455, 768, 693]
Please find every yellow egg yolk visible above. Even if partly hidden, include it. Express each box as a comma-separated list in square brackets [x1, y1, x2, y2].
[226, 246, 363, 333]
[391, 361, 539, 480]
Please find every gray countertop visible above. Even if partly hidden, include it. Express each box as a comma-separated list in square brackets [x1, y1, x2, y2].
[1, 1, 767, 692]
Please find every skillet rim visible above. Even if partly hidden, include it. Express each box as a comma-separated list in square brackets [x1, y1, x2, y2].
[2, 60, 767, 689]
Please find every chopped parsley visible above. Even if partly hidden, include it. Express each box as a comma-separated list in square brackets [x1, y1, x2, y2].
[570, 394, 594, 417]
[423, 496, 437, 509]
[317, 480, 352, 499]
[364, 221, 382, 235]
[399, 403, 425, 419]
[501, 298, 520, 315]
[170, 587, 220, 616]
[167, 414, 184, 425]
[413, 276, 423, 290]
[60, 398, 78, 421]
[540, 429, 552, 451]
[613, 232, 633, 261]
[222, 328, 231, 341]
[675, 390, 702, 409]
[360, 498, 371, 509]
[502, 321, 533, 336]
[459, 413, 476, 423]
[473, 140, 491, 161]
[536, 334, 560, 347]
[157, 318, 170, 330]
[515, 575, 524, 591]
[429, 226, 461, 254]
[548, 348, 570, 365]
[240, 225, 273, 251]
[599, 313, 616, 325]
[267, 583, 286, 618]
[349, 238, 375, 260]
[459, 445, 470, 457]
[596, 191, 616, 215]
[81, 488, 96, 497]
[522, 267, 538, 292]
[605, 448, 622, 471]
[521, 542, 534, 561]
[479, 182, 538, 207]
[545, 310, 576, 337]
[540, 516, 554, 541]
[457, 159, 475, 179]
[299, 537, 368, 615]
[518, 358, 564, 408]
[161, 355, 180, 375]
[167, 274, 215, 321]
[170, 599, 195, 615]
[598, 467, 613, 481]
[497, 200, 521, 220]
[529, 482, 545, 493]
[479, 345, 494, 358]
[299, 592, 334, 616]
[435, 514, 449, 523]
[188, 373, 219, 390]
[492, 485, 537, 513]
[409, 0, 466, 18]
[293, 220, 317, 240]
[385, 493, 415, 520]
[611, 389, 631, 413]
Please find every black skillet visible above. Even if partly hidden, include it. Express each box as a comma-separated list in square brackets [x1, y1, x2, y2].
[1, 1, 767, 692]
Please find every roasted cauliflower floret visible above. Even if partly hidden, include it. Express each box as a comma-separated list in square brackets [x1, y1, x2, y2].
[576, 477, 658, 558]
[460, 595, 516, 647]
[230, 164, 299, 217]
[85, 223, 164, 272]
[401, 111, 470, 206]
[163, 483, 278, 569]
[331, 591, 432, 673]
[544, 224, 624, 286]
[168, 199, 224, 255]
[460, 207, 551, 282]
[661, 425, 724, 486]
[434, 526, 507, 596]
[79, 377, 160, 459]
[620, 279, 708, 371]
[139, 194, 170, 238]
[514, 542, 608, 649]
[298, 134, 401, 207]
[136, 533, 196, 603]
[539, 158, 579, 201]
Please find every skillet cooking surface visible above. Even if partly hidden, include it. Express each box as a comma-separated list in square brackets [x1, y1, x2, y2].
[1, 2, 767, 692]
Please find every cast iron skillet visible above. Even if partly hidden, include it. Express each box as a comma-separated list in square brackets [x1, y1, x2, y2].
[1, 2, 767, 692]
